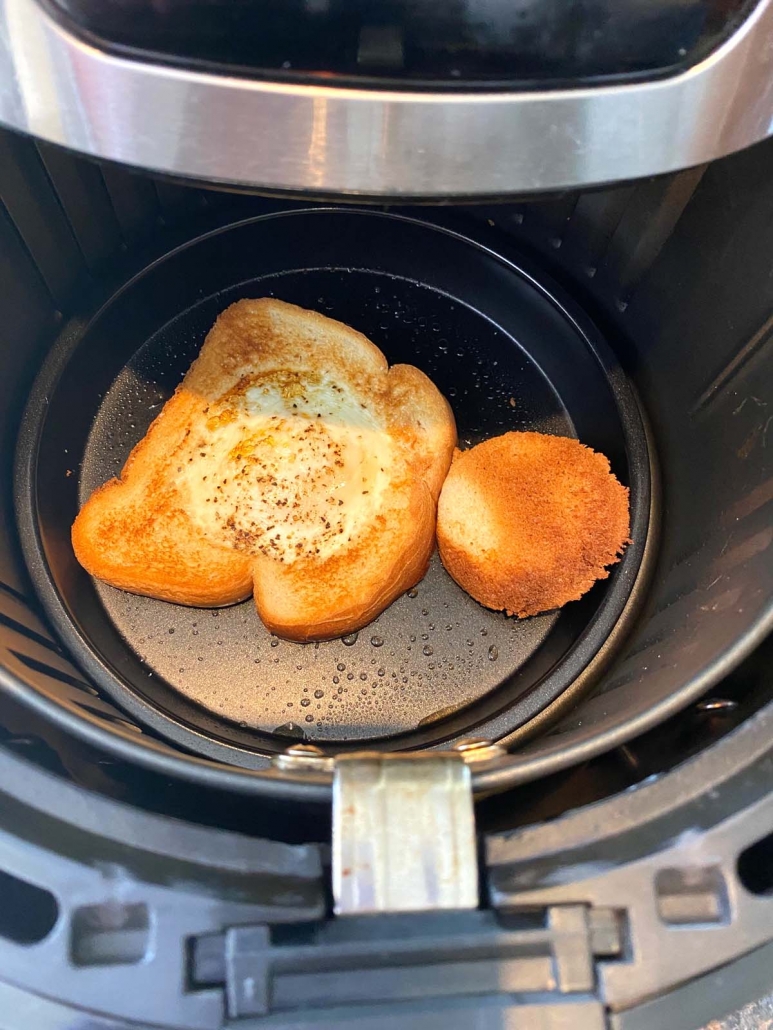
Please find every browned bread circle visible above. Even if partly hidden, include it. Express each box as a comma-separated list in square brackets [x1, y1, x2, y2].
[72, 299, 457, 641]
[436, 432, 630, 618]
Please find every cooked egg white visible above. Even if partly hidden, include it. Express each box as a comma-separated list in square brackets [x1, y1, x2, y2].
[178, 369, 394, 563]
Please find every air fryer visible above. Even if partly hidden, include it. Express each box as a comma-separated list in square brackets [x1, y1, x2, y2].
[0, 0, 772, 1027]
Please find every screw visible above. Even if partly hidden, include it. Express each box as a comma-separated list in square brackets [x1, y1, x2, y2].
[695, 698, 738, 713]
[283, 743, 325, 758]
[455, 738, 507, 763]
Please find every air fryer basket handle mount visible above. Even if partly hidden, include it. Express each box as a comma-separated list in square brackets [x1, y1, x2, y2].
[332, 752, 479, 915]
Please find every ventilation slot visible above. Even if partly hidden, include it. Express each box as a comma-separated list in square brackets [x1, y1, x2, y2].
[71, 903, 150, 966]
[738, 832, 773, 895]
[0, 870, 58, 944]
[655, 867, 728, 925]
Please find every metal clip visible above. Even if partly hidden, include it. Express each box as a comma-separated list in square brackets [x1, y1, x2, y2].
[333, 753, 478, 915]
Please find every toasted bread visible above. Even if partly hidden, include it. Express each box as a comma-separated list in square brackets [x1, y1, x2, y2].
[72, 299, 456, 640]
[436, 432, 630, 618]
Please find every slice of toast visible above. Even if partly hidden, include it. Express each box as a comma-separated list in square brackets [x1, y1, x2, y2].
[72, 299, 456, 640]
[436, 432, 630, 618]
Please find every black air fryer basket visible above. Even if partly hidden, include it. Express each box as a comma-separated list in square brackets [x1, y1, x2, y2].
[7, 171, 770, 801]
[15, 207, 653, 777]
[0, 131, 772, 1029]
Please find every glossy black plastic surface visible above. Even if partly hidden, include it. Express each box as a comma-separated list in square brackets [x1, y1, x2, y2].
[40, 0, 756, 87]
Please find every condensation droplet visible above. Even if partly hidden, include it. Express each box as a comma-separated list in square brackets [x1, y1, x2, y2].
[423, 645, 434, 657]
[333, 675, 340, 684]
[488, 645, 499, 661]
[301, 698, 311, 707]
[337, 663, 346, 672]
[370, 635, 384, 647]
[407, 589, 418, 599]
[270, 638, 279, 648]
[314, 689, 324, 698]
[305, 714, 314, 723]
[342, 632, 358, 646]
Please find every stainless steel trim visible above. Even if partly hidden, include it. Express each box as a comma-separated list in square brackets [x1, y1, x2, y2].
[1, 0, 773, 195]
[333, 753, 478, 914]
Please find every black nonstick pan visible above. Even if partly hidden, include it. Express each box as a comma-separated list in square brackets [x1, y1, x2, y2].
[16, 209, 652, 769]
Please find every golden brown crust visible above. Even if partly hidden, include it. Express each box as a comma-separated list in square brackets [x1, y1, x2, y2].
[436, 432, 630, 618]
[71, 389, 254, 607]
[72, 299, 456, 639]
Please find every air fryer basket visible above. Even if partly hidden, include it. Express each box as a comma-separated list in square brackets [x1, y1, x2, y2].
[16, 209, 651, 769]
[1, 134, 772, 805]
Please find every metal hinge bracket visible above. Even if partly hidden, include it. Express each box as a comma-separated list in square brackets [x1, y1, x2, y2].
[332, 752, 479, 915]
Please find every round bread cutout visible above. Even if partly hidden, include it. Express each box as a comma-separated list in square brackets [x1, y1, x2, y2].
[437, 432, 631, 618]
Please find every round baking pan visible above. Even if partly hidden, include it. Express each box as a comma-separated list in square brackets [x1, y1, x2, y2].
[16, 209, 651, 768]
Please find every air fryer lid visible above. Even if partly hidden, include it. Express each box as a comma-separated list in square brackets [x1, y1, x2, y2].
[16, 210, 650, 771]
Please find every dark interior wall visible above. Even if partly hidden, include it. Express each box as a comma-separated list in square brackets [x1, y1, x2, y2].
[538, 140, 773, 749]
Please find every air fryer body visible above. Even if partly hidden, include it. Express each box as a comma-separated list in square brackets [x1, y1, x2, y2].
[0, 2, 772, 1027]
